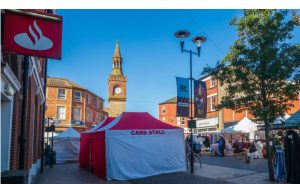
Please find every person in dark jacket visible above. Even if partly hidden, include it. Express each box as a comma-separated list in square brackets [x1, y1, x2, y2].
[284, 130, 300, 184]
[217, 135, 225, 157]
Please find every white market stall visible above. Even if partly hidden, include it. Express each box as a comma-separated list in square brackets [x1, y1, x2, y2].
[222, 117, 257, 140]
[53, 127, 80, 164]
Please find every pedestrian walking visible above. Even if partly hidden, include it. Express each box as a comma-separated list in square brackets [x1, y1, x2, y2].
[217, 135, 225, 157]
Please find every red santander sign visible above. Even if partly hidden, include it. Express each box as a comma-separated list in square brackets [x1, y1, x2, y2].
[3, 10, 63, 60]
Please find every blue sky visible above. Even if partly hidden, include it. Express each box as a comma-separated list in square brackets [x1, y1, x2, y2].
[48, 10, 300, 118]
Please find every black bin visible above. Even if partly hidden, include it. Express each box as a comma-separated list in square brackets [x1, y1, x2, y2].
[1, 170, 28, 184]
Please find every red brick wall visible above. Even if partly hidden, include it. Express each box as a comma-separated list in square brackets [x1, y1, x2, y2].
[5, 55, 46, 170]
[45, 87, 72, 126]
[8, 54, 23, 170]
[46, 86, 105, 129]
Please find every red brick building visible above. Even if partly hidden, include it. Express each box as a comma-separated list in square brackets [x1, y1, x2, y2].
[1, 9, 53, 184]
[45, 77, 106, 132]
[159, 75, 300, 134]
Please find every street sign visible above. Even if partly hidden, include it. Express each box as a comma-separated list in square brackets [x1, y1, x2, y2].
[188, 120, 196, 128]
[71, 120, 84, 126]
[45, 124, 56, 132]
[3, 9, 63, 59]
[49, 120, 60, 124]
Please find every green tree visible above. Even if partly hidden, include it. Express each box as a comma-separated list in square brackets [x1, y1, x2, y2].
[203, 10, 300, 181]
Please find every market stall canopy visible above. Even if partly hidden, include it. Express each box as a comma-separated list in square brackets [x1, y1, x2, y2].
[221, 125, 241, 134]
[257, 114, 291, 130]
[82, 112, 186, 180]
[54, 127, 80, 139]
[283, 110, 300, 129]
[79, 117, 115, 169]
[233, 117, 257, 133]
[53, 127, 80, 163]
[84, 117, 115, 133]
[221, 117, 256, 139]
[274, 114, 291, 124]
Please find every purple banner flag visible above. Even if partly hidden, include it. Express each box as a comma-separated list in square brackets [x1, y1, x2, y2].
[176, 77, 189, 117]
[194, 80, 207, 118]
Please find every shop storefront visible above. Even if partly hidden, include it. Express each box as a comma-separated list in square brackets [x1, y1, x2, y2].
[195, 117, 219, 133]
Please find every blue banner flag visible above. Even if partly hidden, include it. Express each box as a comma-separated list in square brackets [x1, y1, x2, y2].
[176, 77, 189, 117]
[194, 80, 207, 118]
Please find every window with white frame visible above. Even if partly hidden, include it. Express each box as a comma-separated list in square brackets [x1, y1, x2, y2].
[210, 78, 216, 88]
[97, 99, 101, 109]
[162, 106, 166, 114]
[74, 91, 81, 102]
[86, 110, 91, 122]
[176, 117, 180, 125]
[162, 117, 166, 122]
[73, 108, 81, 121]
[210, 95, 216, 111]
[181, 117, 186, 124]
[88, 94, 92, 104]
[57, 106, 66, 120]
[58, 88, 66, 100]
[96, 113, 100, 121]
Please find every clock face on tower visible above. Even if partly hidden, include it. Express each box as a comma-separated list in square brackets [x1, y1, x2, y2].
[114, 87, 122, 95]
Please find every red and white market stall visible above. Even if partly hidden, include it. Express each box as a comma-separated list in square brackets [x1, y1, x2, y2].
[79, 117, 115, 169]
[81, 112, 186, 180]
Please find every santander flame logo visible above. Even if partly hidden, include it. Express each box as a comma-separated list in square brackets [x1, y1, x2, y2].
[14, 20, 53, 51]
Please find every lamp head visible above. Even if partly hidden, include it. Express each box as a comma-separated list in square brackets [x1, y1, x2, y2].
[192, 36, 206, 56]
[192, 36, 206, 46]
[175, 30, 190, 52]
[175, 30, 190, 39]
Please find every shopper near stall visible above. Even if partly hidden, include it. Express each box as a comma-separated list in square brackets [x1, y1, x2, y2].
[254, 140, 264, 158]
[284, 130, 300, 184]
[217, 135, 225, 157]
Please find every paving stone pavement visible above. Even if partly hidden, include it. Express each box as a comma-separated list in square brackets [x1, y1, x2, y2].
[35, 160, 284, 184]
[34, 163, 131, 184]
[193, 163, 284, 184]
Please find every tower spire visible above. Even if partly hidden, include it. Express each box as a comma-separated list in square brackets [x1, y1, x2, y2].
[113, 40, 121, 58]
[111, 40, 123, 76]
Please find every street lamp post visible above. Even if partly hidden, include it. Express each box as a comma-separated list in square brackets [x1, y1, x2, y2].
[175, 30, 206, 174]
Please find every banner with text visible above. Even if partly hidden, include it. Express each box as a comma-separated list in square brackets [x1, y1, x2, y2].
[176, 77, 189, 117]
[194, 80, 207, 118]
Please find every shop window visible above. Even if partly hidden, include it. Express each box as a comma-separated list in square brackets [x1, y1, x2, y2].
[181, 117, 186, 124]
[176, 117, 180, 125]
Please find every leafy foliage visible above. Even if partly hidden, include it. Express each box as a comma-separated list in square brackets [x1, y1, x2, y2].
[203, 10, 300, 123]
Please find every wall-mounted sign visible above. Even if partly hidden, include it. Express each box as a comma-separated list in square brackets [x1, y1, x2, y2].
[71, 120, 84, 126]
[3, 9, 63, 59]
[196, 117, 218, 128]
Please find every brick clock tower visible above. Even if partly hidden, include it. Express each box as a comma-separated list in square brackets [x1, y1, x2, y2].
[108, 41, 127, 117]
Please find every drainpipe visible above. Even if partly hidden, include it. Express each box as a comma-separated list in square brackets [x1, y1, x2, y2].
[19, 56, 30, 169]
[40, 58, 48, 173]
